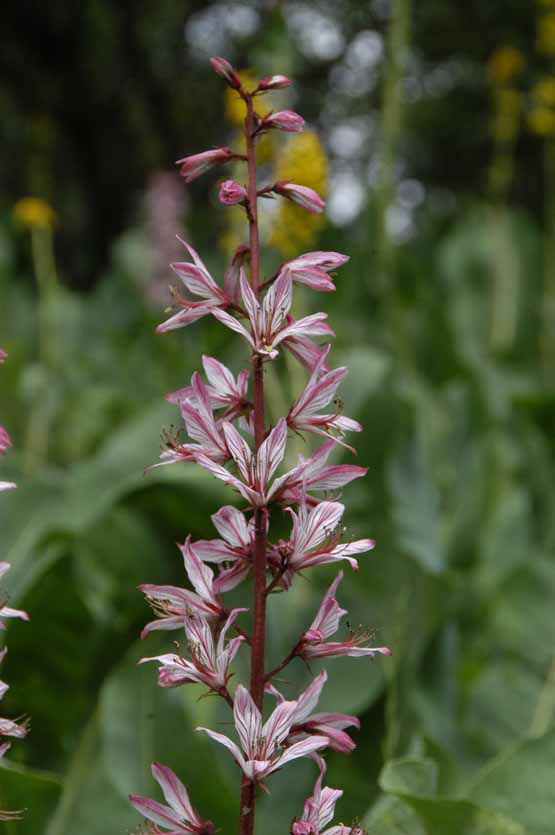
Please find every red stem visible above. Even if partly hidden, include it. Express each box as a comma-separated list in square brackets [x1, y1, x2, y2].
[239, 92, 267, 835]
[264, 641, 302, 683]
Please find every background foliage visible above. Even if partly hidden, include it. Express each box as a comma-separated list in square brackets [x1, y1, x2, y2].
[1, 1, 554, 833]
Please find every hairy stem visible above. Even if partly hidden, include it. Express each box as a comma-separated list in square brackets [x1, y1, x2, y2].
[239, 91, 268, 835]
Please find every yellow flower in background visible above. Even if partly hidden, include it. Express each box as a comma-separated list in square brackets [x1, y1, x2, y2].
[529, 77, 555, 136]
[528, 107, 555, 136]
[534, 76, 555, 105]
[225, 70, 271, 126]
[492, 89, 522, 141]
[13, 197, 57, 229]
[487, 46, 525, 86]
[270, 131, 329, 258]
[537, 12, 555, 55]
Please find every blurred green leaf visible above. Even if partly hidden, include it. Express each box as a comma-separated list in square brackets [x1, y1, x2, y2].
[470, 729, 555, 835]
[387, 440, 446, 573]
[0, 760, 61, 835]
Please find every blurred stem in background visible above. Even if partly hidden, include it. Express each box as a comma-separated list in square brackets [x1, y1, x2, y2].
[13, 198, 59, 473]
[486, 47, 525, 355]
[532, 4, 555, 372]
[541, 136, 555, 372]
[374, 0, 412, 365]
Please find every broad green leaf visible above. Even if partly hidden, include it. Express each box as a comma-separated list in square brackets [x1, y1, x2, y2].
[0, 760, 61, 835]
[43, 712, 138, 835]
[470, 729, 555, 834]
[387, 440, 446, 573]
[377, 757, 527, 835]
[98, 642, 237, 827]
[380, 756, 438, 797]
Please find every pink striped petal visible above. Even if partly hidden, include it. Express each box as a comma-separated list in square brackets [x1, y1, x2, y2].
[151, 762, 201, 824]
[234, 685, 262, 757]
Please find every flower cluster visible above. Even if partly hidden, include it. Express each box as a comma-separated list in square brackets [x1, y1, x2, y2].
[0, 369, 30, 820]
[130, 58, 390, 835]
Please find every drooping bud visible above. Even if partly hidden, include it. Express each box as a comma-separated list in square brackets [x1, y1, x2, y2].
[260, 110, 305, 133]
[176, 147, 237, 184]
[273, 181, 325, 214]
[210, 56, 243, 90]
[219, 179, 248, 206]
[257, 74, 293, 91]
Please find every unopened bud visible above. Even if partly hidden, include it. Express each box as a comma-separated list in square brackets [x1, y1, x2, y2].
[0, 427, 12, 455]
[257, 74, 293, 91]
[176, 147, 237, 184]
[261, 110, 305, 133]
[273, 181, 325, 214]
[219, 179, 248, 205]
[210, 56, 242, 90]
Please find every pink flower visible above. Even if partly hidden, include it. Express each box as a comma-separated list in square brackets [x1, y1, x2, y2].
[288, 347, 361, 451]
[299, 572, 391, 661]
[273, 182, 325, 214]
[195, 418, 291, 508]
[257, 75, 292, 91]
[283, 251, 349, 292]
[0, 427, 11, 455]
[267, 672, 359, 754]
[219, 179, 248, 205]
[277, 440, 368, 506]
[0, 649, 29, 742]
[0, 483, 16, 492]
[157, 239, 229, 333]
[139, 538, 224, 638]
[291, 757, 361, 835]
[261, 110, 305, 133]
[0, 350, 7, 364]
[0, 648, 26, 821]
[166, 356, 251, 424]
[269, 501, 374, 585]
[141, 608, 246, 691]
[196, 684, 327, 783]
[213, 271, 333, 361]
[194, 505, 255, 593]
[157, 371, 232, 469]
[210, 56, 242, 90]
[0, 563, 29, 629]
[176, 146, 237, 184]
[130, 762, 216, 835]
[280, 327, 332, 371]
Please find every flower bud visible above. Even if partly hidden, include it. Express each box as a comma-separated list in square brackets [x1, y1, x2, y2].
[257, 74, 292, 91]
[261, 110, 305, 133]
[210, 56, 243, 90]
[176, 147, 236, 184]
[273, 181, 325, 214]
[0, 427, 11, 455]
[219, 179, 248, 205]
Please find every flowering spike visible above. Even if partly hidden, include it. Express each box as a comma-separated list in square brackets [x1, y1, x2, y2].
[136, 54, 391, 835]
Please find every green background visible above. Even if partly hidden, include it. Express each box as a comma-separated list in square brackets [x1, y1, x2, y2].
[1, 2, 554, 833]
